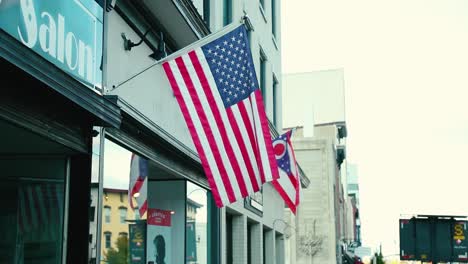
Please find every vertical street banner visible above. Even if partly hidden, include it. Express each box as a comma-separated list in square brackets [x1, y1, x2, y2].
[186, 221, 197, 262]
[129, 221, 146, 264]
[147, 208, 172, 264]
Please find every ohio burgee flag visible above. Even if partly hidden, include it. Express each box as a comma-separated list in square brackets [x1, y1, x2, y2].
[161, 23, 279, 207]
[271, 130, 301, 214]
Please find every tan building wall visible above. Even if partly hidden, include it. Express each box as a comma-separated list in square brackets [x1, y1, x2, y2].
[101, 189, 136, 258]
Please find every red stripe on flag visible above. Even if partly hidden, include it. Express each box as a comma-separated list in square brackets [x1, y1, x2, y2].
[253, 89, 279, 181]
[226, 108, 260, 192]
[238, 100, 265, 185]
[272, 181, 297, 214]
[163, 61, 224, 207]
[188, 51, 249, 197]
[175, 57, 236, 203]
[289, 140, 301, 205]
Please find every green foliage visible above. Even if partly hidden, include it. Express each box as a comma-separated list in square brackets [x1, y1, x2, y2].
[105, 236, 129, 264]
[371, 252, 385, 264]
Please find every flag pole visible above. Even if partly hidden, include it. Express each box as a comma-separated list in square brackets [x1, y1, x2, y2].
[110, 22, 242, 92]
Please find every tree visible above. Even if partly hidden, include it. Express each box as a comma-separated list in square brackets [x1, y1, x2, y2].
[371, 252, 385, 264]
[105, 236, 129, 264]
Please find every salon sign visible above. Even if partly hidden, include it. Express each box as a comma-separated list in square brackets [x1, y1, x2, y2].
[0, 0, 103, 88]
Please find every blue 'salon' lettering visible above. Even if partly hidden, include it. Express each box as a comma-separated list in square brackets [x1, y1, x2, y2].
[18, 0, 94, 82]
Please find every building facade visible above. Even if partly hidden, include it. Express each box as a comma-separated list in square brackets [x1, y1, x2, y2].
[347, 163, 361, 246]
[282, 70, 352, 264]
[1, 0, 301, 263]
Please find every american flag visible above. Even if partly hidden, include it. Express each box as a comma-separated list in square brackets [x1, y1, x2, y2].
[271, 130, 301, 214]
[17, 182, 64, 241]
[162, 24, 279, 207]
[129, 154, 148, 217]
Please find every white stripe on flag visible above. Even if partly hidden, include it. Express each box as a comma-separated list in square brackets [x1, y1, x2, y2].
[167, 59, 230, 205]
[193, 48, 256, 195]
[136, 177, 148, 209]
[277, 171, 297, 202]
[180, 53, 242, 199]
[240, 99, 262, 189]
[250, 91, 273, 182]
[230, 105, 261, 189]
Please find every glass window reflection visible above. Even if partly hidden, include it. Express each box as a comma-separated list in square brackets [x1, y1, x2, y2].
[101, 139, 145, 264]
[186, 182, 209, 264]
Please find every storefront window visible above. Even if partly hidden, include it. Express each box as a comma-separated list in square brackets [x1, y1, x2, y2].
[0, 158, 67, 264]
[100, 139, 145, 264]
[93, 136, 220, 263]
[186, 182, 209, 264]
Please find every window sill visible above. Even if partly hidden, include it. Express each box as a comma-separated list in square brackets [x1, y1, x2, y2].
[272, 36, 279, 50]
[259, 5, 267, 23]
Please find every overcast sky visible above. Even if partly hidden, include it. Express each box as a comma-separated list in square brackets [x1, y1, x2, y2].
[281, 0, 468, 256]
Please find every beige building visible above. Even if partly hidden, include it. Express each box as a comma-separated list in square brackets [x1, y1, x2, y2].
[285, 126, 347, 264]
[100, 188, 136, 258]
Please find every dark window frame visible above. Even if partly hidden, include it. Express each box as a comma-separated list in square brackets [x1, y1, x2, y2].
[260, 48, 267, 107]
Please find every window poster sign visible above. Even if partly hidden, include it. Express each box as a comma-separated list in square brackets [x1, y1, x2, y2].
[0, 0, 103, 89]
[147, 208, 172, 264]
[129, 221, 147, 264]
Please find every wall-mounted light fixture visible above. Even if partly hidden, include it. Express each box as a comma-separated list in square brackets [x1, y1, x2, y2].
[121, 30, 167, 61]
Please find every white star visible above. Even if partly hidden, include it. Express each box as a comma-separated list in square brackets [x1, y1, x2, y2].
[220, 55, 224, 59]
[221, 72, 225, 76]
[236, 63, 240, 68]
[241, 89, 246, 94]
[219, 78, 223, 82]
[228, 51, 232, 55]
[235, 47, 239, 51]
[223, 88, 227, 92]
[228, 91, 232, 95]
[225, 81, 229, 85]
[234, 93, 238, 98]
[216, 45, 220, 49]
[227, 98, 231, 102]
[237, 39, 241, 44]
[233, 77, 237, 81]
[240, 73, 244, 77]
[242, 66, 246, 71]
[231, 36, 236, 41]
[217, 61, 222, 66]
[214, 51, 218, 56]
[239, 32, 243, 37]
[215, 69, 220, 73]
[208, 49, 212, 53]
[236, 87, 240, 91]
[221, 48, 226, 52]
[223, 40, 228, 45]
[240, 50, 244, 54]
[229, 44, 234, 48]
[211, 59, 216, 63]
